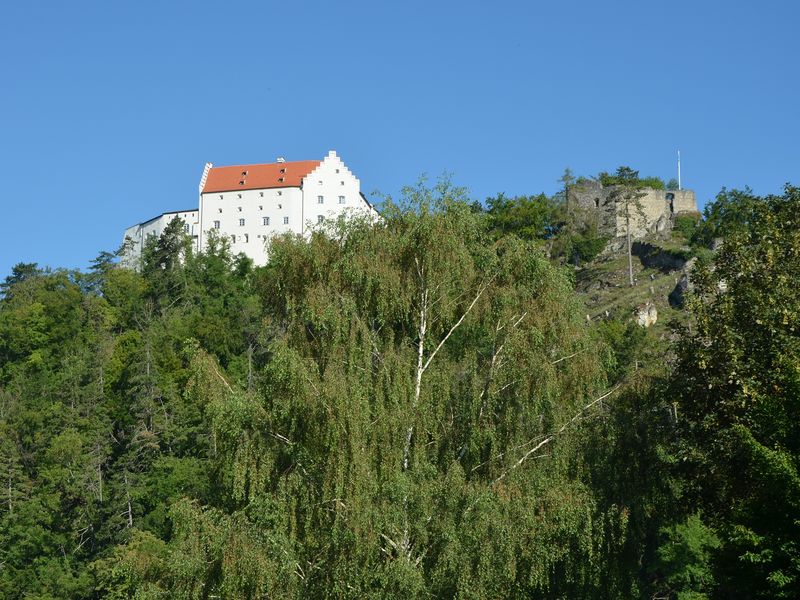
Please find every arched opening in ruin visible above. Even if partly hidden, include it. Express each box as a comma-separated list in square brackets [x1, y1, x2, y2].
[666, 192, 675, 214]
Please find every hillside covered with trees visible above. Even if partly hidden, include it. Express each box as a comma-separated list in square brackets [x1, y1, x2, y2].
[1, 178, 798, 599]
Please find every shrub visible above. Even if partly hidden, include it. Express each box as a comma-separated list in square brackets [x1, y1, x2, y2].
[673, 214, 701, 240]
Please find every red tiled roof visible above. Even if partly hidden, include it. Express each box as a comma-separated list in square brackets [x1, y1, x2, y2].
[202, 160, 321, 193]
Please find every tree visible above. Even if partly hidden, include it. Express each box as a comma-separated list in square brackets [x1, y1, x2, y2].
[672, 186, 800, 598]
[608, 166, 647, 286]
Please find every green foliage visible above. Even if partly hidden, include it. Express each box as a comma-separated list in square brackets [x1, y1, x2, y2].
[653, 514, 721, 599]
[672, 185, 800, 598]
[571, 232, 611, 263]
[484, 191, 559, 241]
[8, 175, 798, 599]
[673, 213, 701, 241]
[599, 167, 666, 190]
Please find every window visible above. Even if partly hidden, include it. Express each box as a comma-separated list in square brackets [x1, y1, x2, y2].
[318, 180, 323, 186]
[338, 195, 345, 204]
[219, 194, 223, 199]
[237, 194, 242, 199]
[244, 233, 249, 243]
[259, 205, 263, 210]
[231, 234, 236, 243]
[317, 215, 324, 224]
[335, 168, 340, 174]
[259, 192, 264, 197]
[317, 195, 324, 204]
[242, 170, 248, 176]
[277, 190, 282, 196]
[218, 208, 222, 213]
[213, 220, 220, 229]
[340, 181, 345, 186]
[239, 218, 245, 226]
[183, 224, 189, 233]
[263, 216, 270, 226]
[283, 216, 289, 225]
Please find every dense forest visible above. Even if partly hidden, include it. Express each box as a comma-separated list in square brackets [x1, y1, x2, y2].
[1, 178, 798, 599]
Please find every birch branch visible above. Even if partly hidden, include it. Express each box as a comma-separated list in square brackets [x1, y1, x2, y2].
[491, 386, 620, 485]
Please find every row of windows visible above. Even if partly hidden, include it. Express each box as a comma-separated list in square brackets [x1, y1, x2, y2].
[219, 190, 283, 200]
[213, 216, 291, 229]
[215, 196, 346, 213]
[212, 214, 325, 230]
[317, 196, 347, 204]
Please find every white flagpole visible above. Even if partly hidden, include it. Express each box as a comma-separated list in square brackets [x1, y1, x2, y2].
[677, 150, 682, 190]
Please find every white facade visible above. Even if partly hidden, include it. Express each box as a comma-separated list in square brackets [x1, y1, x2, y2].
[122, 151, 376, 268]
[121, 209, 199, 268]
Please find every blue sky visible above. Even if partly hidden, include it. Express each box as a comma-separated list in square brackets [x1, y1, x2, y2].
[2, 1, 798, 277]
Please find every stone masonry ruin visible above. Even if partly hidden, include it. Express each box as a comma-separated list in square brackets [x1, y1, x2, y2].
[567, 179, 699, 240]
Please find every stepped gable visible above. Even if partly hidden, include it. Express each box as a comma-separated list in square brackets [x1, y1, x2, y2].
[202, 160, 321, 193]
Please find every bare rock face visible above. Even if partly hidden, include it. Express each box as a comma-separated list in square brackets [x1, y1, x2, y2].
[634, 302, 658, 327]
[669, 257, 698, 308]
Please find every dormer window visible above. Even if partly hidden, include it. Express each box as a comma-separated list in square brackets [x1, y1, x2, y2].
[239, 180, 245, 185]
[242, 171, 248, 177]
[278, 177, 284, 182]
[280, 168, 286, 174]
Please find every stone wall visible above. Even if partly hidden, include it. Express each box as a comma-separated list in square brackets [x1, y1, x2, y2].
[568, 181, 698, 239]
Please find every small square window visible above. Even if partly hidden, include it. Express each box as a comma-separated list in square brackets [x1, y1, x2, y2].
[340, 181, 345, 186]
[317, 195, 324, 204]
[238, 206, 242, 212]
[278, 204, 282, 209]
[244, 233, 249, 243]
[263, 216, 270, 225]
[218, 208, 222, 213]
[317, 215, 324, 224]
[277, 190, 282, 196]
[335, 168, 340, 174]
[283, 216, 289, 225]
[259, 205, 263, 210]
[219, 194, 223, 199]
[338, 195, 345, 204]
[259, 192, 264, 197]
[237, 194, 242, 199]
[318, 180, 323, 186]
[239, 218, 245, 226]
[231, 234, 236, 243]
[213, 220, 220, 229]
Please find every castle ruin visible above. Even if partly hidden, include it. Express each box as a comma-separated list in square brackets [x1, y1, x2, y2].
[567, 180, 699, 239]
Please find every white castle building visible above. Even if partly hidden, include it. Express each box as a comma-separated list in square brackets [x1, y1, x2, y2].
[122, 150, 376, 266]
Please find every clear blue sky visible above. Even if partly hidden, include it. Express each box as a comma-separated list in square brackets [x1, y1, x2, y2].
[2, 1, 798, 277]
